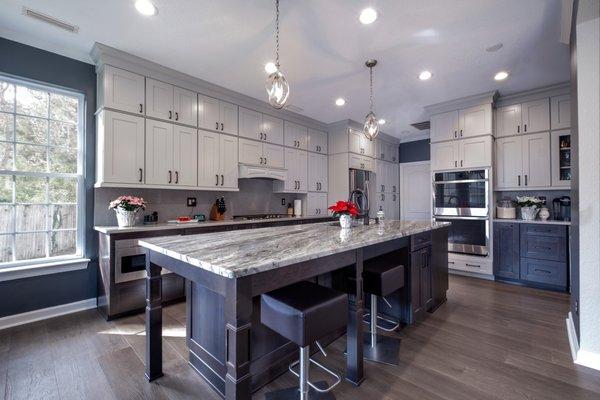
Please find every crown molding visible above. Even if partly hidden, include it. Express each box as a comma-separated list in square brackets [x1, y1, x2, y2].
[495, 82, 570, 107]
[327, 119, 398, 143]
[424, 91, 499, 115]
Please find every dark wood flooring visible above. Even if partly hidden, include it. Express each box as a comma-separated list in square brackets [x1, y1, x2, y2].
[1, 275, 598, 400]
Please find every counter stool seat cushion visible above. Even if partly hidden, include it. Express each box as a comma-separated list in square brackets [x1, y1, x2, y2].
[363, 257, 404, 297]
[261, 281, 347, 348]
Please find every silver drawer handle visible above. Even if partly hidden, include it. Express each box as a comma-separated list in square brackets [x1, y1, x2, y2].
[534, 268, 551, 274]
[466, 263, 481, 268]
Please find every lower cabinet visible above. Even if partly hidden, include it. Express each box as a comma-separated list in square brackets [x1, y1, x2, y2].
[410, 237, 433, 319]
[493, 222, 520, 279]
[305, 193, 328, 216]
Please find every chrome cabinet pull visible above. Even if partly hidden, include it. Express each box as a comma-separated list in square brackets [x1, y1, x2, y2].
[139, 104, 143, 113]
[221, 174, 224, 186]
[168, 170, 172, 183]
[138, 168, 143, 182]
[175, 171, 179, 184]
[466, 263, 481, 268]
[216, 174, 219, 185]
[169, 110, 172, 120]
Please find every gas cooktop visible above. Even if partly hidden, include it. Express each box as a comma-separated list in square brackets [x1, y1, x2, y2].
[232, 214, 290, 221]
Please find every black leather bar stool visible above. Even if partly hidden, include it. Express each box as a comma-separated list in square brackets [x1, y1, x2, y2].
[261, 281, 347, 400]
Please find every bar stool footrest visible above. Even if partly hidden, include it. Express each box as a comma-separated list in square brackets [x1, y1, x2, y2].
[289, 358, 342, 394]
[363, 312, 401, 332]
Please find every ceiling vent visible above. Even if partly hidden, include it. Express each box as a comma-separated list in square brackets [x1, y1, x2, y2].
[285, 104, 304, 113]
[410, 120, 430, 131]
[22, 7, 79, 33]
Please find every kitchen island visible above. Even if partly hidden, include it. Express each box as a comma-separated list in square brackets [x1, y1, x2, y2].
[138, 220, 449, 400]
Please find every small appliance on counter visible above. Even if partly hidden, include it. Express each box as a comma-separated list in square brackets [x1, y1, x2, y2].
[496, 199, 516, 219]
[143, 211, 159, 225]
[293, 199, 302, 217]
[210, 197, 227, 221]
[553, 196, 571, 221]
[287, 203, 294, 216]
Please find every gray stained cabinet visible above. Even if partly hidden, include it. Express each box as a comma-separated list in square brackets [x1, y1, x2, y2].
[410, 232, 433, 319]
[493, 222, 520, 279]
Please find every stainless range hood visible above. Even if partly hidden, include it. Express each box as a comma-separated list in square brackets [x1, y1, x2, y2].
[238, 164, 287, 181]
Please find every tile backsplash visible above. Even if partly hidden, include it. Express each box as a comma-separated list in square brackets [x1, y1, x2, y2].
[94, 179, 303, 226]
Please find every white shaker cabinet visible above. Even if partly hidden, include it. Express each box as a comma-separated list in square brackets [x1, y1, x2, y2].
[198, 130, 221, 188]
[460, 136, 492, 169]
[308, 129, 327, 154]
[307, 152, 328, 192]
[458, 104, 492, 138]
[551, 95, 571, 130]
[219, 101, 238, 135]
[173, 87, 197, 126]
[173, 126, 198, 186]
[198, 94, 238, 135]
[431, 141, 459, 171]
[101, 66, 145, 115]
[262, 114, 284, 145]
[219, 134, 239, 188]
[430, 110, 459, 142]
[145, 119, 174, 185]
[495, 136, 523, 188]
[284, 121, 308, 150]
[496, 104, 522, 137]
[146, 78, 174, 122]
[522, 132, 551, 187]
[348, 153, 373, 171]
[96, 110, 145, 185]
[306, 193, 328, 216]
[238, 138, 284, 169]
[239, 107, 262, 141]
[521, 99, 550, 134]
[281, 148, 308, 192]
[348, 129, 373, 157]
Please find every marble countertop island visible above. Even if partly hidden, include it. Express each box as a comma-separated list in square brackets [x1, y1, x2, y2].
[138, 220, 450, 279]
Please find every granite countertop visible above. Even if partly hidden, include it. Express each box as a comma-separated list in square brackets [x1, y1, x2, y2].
[493, 218, 571, 226]
[94, 215, 333, 234]
[138, 220, 450, 279]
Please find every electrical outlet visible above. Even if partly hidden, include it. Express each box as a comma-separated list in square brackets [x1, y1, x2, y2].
[281, 198, 286, 206]
[187, 197, 197, 207]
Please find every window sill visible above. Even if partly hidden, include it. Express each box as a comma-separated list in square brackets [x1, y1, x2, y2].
[0, 257, 91, 282]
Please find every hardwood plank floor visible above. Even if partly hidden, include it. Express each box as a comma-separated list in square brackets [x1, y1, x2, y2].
[1, 275, 598, 400]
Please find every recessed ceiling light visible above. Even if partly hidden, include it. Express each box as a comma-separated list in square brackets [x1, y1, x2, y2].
[359, 8, 378, 24]
[418, 70, 432, 80]
[494, 71, 509, 81]
[264, 62, 277, 74]
[335, 98, 346, 106]
[378, 119, 386, 125]
[135, 0, 157, 16]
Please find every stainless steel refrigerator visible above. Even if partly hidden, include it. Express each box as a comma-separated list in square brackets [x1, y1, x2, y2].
[349, 168, 371, 224]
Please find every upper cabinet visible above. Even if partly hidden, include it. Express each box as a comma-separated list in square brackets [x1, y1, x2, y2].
[284, 121, 308, 150]
[496, 104, 522, 137]
[274, 148, 308, 193]
[198, 94, 238, 135]
[348, 129, 374, 157]
[551, 95, 571, 130]
[100, 65, 145, 115]
[551, 130, 571, 187]
[377, 139, 398, 162]
[495, 132, 551, 189]
[146, 79, 198, 126]
[239, 107, 283, 144]
[430, 104, 491, 143]
[521, 99, 550, 134]
[263, 114, 284, 145]
[238, 138, 284, 169]
[197, 130, 238, 189]
[308, 129, 327, 154]
[430, 111, 459, 143]
[307, 152, 328, 192]
[431, 136, 491, 171]
[173, 87, 198, 126]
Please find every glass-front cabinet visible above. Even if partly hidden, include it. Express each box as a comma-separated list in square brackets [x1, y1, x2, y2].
[551, 130, 571, 187]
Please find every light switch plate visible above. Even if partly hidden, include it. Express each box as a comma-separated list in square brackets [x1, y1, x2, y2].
[187, 197, 197, 207]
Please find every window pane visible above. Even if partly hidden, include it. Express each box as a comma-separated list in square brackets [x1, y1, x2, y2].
[16, 116, 48, 144]
[0, 234, 13, 262]
[0, 82, 15, 112]
[50, 94, 78, 123]
[0, 112, 14, 141]
[15, 232, 46, 260]
[50, 230, 76, 256]
[16, 143, 47, 172]
[16, 204, 47, 232]
[52, 204, 76, 229]
[16, 85, 48, 118]
[50, 121, 77, 148]
[49, 146, 77, 173]
[0, 141, 14, 170]
[49, 177, 76, 203]
[0, 175, 12, 203]
[15, 176, 46, 203]
[0, 205, 14, 233]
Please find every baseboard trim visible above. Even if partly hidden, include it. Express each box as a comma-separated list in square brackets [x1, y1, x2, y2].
[576, 350, 600, 371]
[566, 312, 580, 361]
[0, 298, 97, 331]
[449, 269, 495, 281]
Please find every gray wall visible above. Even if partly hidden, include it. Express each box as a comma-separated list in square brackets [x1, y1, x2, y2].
[399, 139, 430, 163]
[0, 37, 97, 318]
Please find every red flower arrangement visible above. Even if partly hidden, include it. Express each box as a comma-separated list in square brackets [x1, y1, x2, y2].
[328, 201, 359, 217]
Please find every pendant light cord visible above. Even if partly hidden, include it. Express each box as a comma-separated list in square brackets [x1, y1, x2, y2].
[275, 0, 280, 68]
[369, 66, 374, 112]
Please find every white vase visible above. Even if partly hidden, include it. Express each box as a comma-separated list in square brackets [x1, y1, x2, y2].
[339, 214, 352, 229]
[520, 206, 539, 221]
[116, 208, 139, 227]
[538, 207, 550, 221]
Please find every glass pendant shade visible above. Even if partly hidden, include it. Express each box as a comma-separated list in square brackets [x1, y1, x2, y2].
[265, 69, 289, 109]
[364, 111, 380, 140]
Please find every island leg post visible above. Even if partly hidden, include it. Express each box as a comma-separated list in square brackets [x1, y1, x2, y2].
[224, 277, 253, 400]
[145, 251, 163, 381]
[346, 248, 365, 385]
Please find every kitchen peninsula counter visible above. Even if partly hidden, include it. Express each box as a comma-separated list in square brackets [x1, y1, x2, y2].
[138, 220, 449, 400]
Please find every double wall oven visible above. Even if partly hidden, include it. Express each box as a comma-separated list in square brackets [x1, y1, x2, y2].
[432, 169, 490, 256]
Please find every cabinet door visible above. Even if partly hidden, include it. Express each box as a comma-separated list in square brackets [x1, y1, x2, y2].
[263, 143, 285, 169]
[306, 193, 328, 216]
[173, 126, 197, 186]
[521, 99, 550, 133]
[284, 121, 308, 150]
[362, 156, 374, 172]
[102, 66, 145, 115]
[496, 104, 521, 137]
[296, 150, 308, 192]
[220, 134, 239, 188]
[197, 94, 220, 131]
[238, 138, 262, 166]
[389, 163, 399, 193]
[219, 101, 238, 135]
[431, 141, 459, 171]
[390, 193, 399, 219]
[145, 119, 174, 185]
[173, 87, 197, 126]
[349, 153, 362, 170]
[239, 107, 262, 140]
[376, 139, 386, 160]
[99, 111, 145, 184]
[360, 135, 375, 157]
[420, 247, 433, 311]
[551, 130, 571, 187]
[283, 147, 297, 192]
[262, 114, 284, 145]
[522, 132, 551, 188]
[146, 78, 174, 121]
[495, 136, 523, 189]
[430, 110, 458, 143]
[348, 129, 363, 154]
[308, 129, 327, 154]
[493, 223, 520, 279]
[410, 250, 423, 318]
[551, 95, 571, 130]
[458, 104, 492, 138]
[459, 136, 492, 168]
[308, 152, 327, 192]
[388, 142, 398, 162]
[198, 130, 221, 187]
[376, 161, 387, 192]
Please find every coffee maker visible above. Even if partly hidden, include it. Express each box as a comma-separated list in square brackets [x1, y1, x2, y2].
[552, 196, 571, 221]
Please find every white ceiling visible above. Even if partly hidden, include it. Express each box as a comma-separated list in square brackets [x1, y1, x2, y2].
[0, 0, 570, 139]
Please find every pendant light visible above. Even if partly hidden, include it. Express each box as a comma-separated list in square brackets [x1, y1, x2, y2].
[363, 59, 380, 140]
[265, 0, 289, 109]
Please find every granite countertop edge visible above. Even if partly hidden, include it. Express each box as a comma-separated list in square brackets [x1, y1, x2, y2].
[493, 218, 571, 226]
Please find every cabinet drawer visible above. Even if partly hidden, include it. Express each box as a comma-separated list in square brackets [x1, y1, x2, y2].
[520, 258, 567, 287]
[520, 224, 566, 237]
[520, 234, 566, 262]
[411, 231, 432, 250]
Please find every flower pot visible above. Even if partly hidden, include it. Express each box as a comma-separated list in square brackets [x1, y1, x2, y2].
[520, 206, 539, 221]
[116, 208, 139, 227]
[339, 214, 352, 229]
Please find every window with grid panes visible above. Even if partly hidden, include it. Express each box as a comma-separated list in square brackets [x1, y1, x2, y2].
[0, 75, 84, 267]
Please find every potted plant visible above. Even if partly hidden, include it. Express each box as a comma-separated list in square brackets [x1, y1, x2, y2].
[516, 196, 543, 221]
[109, 195, 147, 227]
[328, 200, 359, 229]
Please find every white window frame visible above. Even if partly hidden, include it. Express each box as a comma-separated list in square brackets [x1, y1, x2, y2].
[0, 74, 89, 280]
